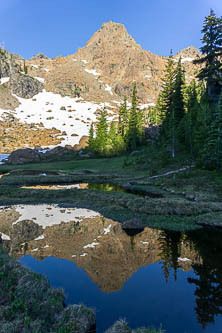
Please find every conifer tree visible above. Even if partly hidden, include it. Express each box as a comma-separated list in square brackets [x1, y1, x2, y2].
[160, 55, 185, 158]
[172, 57, 185, 124]
[203, 94, 222, 169]
[127, 83, 139, 150]
[88, 123, 95, 152]
[169, 57, 186, 157]
[94, 108, 108, 155]
[118, 97, 128, 137]
[194, 9, 222, 104]
[183, 80, 200, 156]
[156, 50, 176, 131]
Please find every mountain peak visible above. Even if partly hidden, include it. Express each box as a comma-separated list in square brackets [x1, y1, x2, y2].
[176, 46, 201, 59]
[85, 21, 141, 49]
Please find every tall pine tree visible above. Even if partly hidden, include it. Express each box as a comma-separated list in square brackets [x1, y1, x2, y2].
[94, 108, 108, 155]
[127, 83, 139, 150]
[194, 9, 222, 104]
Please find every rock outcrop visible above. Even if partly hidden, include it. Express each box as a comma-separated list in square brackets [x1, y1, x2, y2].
[6, 148, 42, 164]
[9, 73, 44, 98]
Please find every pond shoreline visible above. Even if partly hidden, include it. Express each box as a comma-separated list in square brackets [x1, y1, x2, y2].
[0, 244, 164, 333]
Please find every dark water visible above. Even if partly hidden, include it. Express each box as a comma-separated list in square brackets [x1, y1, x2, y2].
[19, 228, 222, 333]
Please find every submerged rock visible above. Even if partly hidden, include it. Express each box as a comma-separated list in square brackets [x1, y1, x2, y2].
[122, 218, 145, 231]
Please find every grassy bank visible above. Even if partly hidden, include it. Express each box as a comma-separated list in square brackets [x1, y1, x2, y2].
[0, 245, 95, 333]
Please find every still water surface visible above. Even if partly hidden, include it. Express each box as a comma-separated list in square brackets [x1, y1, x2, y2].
[1, 204, 222, 332]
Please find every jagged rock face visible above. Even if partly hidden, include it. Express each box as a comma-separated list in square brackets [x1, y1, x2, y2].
[0, 85, 20, 110]
[0, 51, 10, 78]
[0, 48, 23, 78]
[9, 73, 44, 98]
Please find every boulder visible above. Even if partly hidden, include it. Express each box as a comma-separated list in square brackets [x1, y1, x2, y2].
[9, 73, 43, 98]
[6, 148, 42, 164]
[74, 136, 89, 151]
[30, 53, 48, 60]
[43, 146, 70, 156]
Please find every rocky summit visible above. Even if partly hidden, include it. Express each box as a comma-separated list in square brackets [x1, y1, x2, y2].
[0, 22, 202, 152]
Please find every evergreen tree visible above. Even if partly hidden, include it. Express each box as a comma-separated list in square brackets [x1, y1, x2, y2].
[127, 83, 139, 150]
[108, 121, 116, 141]
[118, 97, 128, 137]
[183, 80, 200, 156]
[88, 123, 95, 152]
[193, 92, 211, 161]
[172, 57, 186, 125]
[94, 108, 108, 155]
[23, 60, 28, 75]
[194, 9, 222, 104]
[156, 50, 176, 132]
[160, 55, 185, 158]
[169, 57, 186, 157]
[203, 94, 222, 169]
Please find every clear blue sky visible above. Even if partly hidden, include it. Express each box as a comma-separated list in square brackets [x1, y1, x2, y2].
[0, 0, 221, 59]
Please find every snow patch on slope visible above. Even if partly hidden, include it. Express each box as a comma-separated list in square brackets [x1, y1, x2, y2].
[0, 90, 106, 146]
[105, 84, 113, 95]
[85, 69, 101, 76]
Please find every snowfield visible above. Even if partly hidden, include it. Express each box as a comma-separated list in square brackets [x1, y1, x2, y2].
[0, 89, 116, 147]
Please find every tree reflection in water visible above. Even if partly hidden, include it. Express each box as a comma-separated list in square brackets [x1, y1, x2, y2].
[186, 229, 222, 329]
[159, 228, 222, 329]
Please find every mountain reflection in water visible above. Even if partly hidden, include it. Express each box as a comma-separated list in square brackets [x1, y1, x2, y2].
[0, 205, 222, 332]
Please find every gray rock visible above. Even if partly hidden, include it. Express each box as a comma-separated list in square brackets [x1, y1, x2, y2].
[43, 146, 70, 157]
[6, 148, 42, 164]
[30, 53, 48, 60]
[130, 150, 144, 156]
[9, 73, 43, 98]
